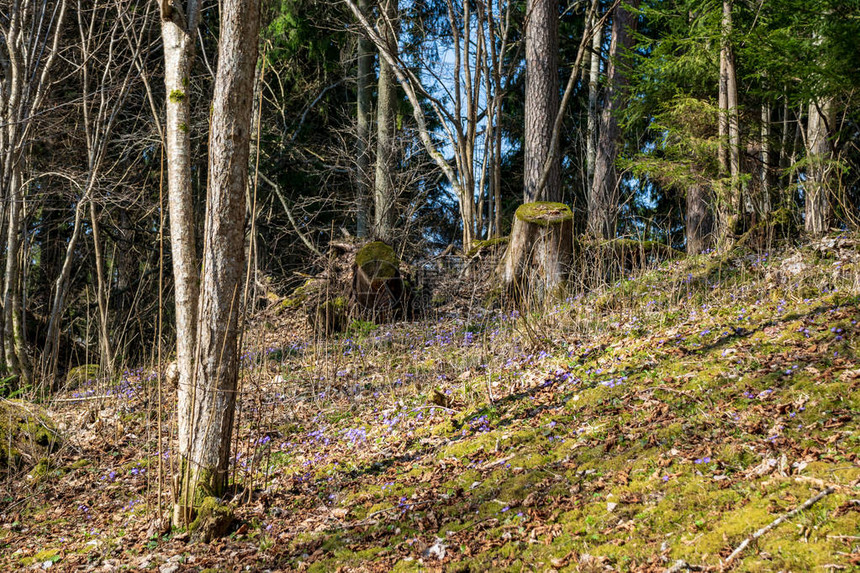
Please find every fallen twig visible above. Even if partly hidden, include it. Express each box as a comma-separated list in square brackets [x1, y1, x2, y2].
[642, 385, 701, 402]
[479, 454, 515, 471]
[52, 394, 113, 403]
[723, 486, 835, 568]
[410, 404, 457, 414]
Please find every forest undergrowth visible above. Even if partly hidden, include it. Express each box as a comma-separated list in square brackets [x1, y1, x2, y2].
[1, 236, 859, 572]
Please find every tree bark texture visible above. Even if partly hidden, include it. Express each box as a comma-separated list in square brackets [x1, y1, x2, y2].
[373, 0, 398, 241]
[3, 167, 28, 383]
[586, 11, 602, 192]
[355, 0, 374, 238]
[176, 0, 260, 524]
[686, 183, 713, 254]
[524, 0, 560, 203]
[759, 102, 771, 215]
[805, 98, 833, 236]
[588, 0, 638, 239]
[717, 0, 740, 240]
[499, 202, 574, 302]
[161, 0, 201, 487]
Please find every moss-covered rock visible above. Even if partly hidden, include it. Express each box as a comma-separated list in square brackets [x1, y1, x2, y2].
[278, 279, 316, 312]
[0, 400, 62, 473]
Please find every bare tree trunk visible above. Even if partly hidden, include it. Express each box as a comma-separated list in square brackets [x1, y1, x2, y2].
[686, 183, 713, 254]
[88, 200, 113, 374]
[523, 0, 560, 203]
[779, 93, 790, 189]
[355, 0, 374, 238]
[805, 98, 833, 236]
[588, 0, 638, 239]
[2, 0, 68, 386]
[484, 0, 510, 238]
[42, 0, 144, 382]
[373, 0, 398, 241]
[161, 0, 202, 493]
[44, 186, 90, 381]
[718, 33, 728, 176]
[717, 0, 740, 240]
[3, 167, 29, 385]
[726, 11, 740, 219]
[586, 10, 602, 191]
[760, 102, 771, 215]
[175, 0, 260, 526]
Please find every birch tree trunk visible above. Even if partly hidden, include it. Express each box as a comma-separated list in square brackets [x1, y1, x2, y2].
[587, 0, 638, 239]
[805, 98, 833, 236]
[161, 0, 201, 484]
[373, 0, 398, 241]
[523, 0, 560, 202]
[355, 0, 374, 238]
[175, 0, 260, 526]
[759, 102, 771, 215]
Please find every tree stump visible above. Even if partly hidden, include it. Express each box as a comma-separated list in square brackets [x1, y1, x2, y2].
[310, 296, 348, 334]
[351, 241, 409, 321]
[498, 202, 574, 302]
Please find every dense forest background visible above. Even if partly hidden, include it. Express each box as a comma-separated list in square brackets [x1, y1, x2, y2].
[1, 0, 859, 387]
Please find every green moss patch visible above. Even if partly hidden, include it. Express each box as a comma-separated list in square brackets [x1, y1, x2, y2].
[0, 400, 61, 473]
[65, 364, 99, 386]
[190, 497, 235, 543]
[467, 236, 510, 257]
[514, 202, 573, 226]
[355, 241, 399, 279]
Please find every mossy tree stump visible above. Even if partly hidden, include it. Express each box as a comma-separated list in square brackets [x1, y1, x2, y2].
[189, 496, 234, 542]
[311, 296, 348, 334]
[351, 241, 409, 321]
[498, 202, 574, 302]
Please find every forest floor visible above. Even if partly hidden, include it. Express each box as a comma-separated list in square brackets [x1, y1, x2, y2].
[1, 236, 859, 572]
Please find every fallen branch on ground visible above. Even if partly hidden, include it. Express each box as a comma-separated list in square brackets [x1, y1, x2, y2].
[723, 486, 835, 568]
